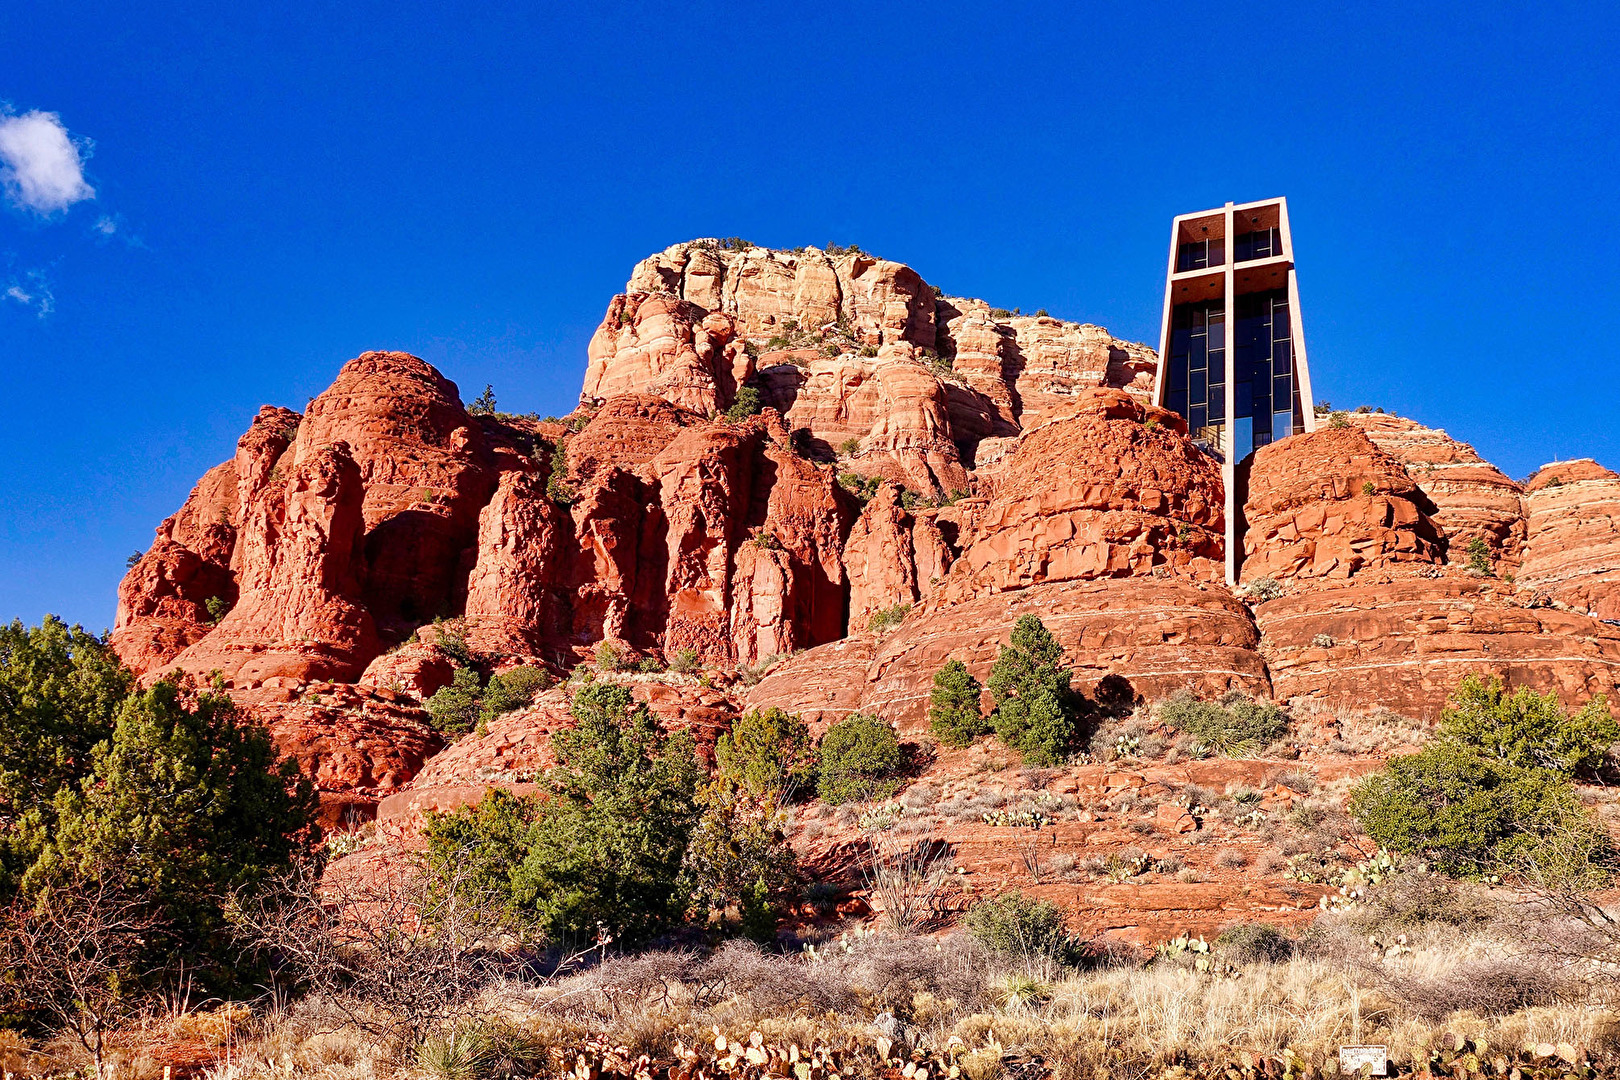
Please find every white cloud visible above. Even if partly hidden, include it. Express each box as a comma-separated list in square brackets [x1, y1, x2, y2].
[3, 270, 55, 317]
[93, 214, 117, 235]
[0, 109, 95, 215]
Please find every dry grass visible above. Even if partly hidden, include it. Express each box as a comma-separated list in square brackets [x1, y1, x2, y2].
[16, 878, 1620, 1080]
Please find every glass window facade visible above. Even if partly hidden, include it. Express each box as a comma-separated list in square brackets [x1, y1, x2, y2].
[1165, 300, 1225, 448]
[1175, 237, 1226, 272]
[1233, 288, 1298, 458]
[1233, 227, 1281, 262]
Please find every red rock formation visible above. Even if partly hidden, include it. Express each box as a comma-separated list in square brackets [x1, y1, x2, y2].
[941, 389, 1223, 601]
[1241, 426, 1444, 582]
[1519, 460, 1620, 619]
[1347, 412, 1526, 564]
[461, 471, 571, 659]
[1257, 571, 1620, 717]
[582, 295, 751, 414]
[165, 442, 378, 686]
[112, 406, 300, 674]
[750, 578, 1268, 732]
[844, 484, 952, 628]
[299, 351, 495, 638]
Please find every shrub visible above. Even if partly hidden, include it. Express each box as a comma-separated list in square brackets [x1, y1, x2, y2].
[1361, 480, 1376, 496]
[817, 713, 902, 804]
[866, 602, 911, 634]
[837, 471, 881, 502]
[481, 665, 549, 720]
[929, 659, 988, 748]
[718, 237, 752, 251]
[23, 680, 314, 971]
[1243, 576, 1284, 602]
[724, 387, 764, 421]
[595, 639, 628, 672]
[1216, 922, 1293, 963]
[545, 440, 574, 505]
[432, 616, 475, 667]
[681, 779, 798, 940]
[1466, 536, 1493, 574]
[1160, 692, 1287, 757]
[1349, 743, 1613, 886]
[1438, 674, 1617, 776]
[715, 706, 814, 797]
[204, 595, 229, 623]
[426, 666, 484, 735]
[987, 615, 1081, 765]
[965, 890, 1070, 960]
[125, 550, 144, 569]
[424, 682, 701, 945]
[468, 385, 497, 416]
[1328, 411, 1350, 428]
[667, 646, 700, 675]
[838, 437, 862, 457]
[0, 617, 133, 895]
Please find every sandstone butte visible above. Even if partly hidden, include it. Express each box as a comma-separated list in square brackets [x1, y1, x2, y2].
[112, 239, 1620, 942]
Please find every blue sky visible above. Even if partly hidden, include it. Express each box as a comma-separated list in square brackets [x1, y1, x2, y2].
[2, 1, 1616, 631]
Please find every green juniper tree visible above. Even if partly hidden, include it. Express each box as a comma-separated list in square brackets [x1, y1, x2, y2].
[928, 659, 988, 748]
[987, 615, 1081, 765]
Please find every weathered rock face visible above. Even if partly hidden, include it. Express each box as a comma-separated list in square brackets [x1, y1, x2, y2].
[1242, 426, 1445, 582]
[940, 389, 1223, 601]
[844, 484, 953, 628]
[1256, 571, 1620, 718]
[461, 471, 572, 659]
[582, 295, 751, 414]
[1519, 461, 1620, 619]
[164, 442, 379, 686]
[748, 577, 1269, 732]
[299, 351, 495, 638]
[1347, 412, 1526, 565]
[601, 242, 1156, 493]
[627, 243, 935, 349]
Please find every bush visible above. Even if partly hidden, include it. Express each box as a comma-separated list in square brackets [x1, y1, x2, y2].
[1466, 536, 1492, 574]
[1159, 691, 1287, 757]
[1215, 922, 1293, 963]
[817, 713, 902, 804]
[426, 666, 484, 735]
[838, 436, 862, 457]
[595, 639, 628, 671]
[204, 595, 230, 624]
[25, 680, 314, 969]
[1437, 674, 1616, 776]
[545, 439, 574, 505]
[424, 682, 701, 945]
[432, 616, 475, 667]
[0, 617, 133, 898]
[681, 779, 798, 940]
[929, 659, 989, 748]
[965, 890, 1070, 960]
[1349, 742, 1613, 886]
[987, 615, 1081, 766]
[667, 646, 700, 675]
[715, 706, 814, 797]
[481, 666, 549, 720]
[468, 385, 497, 416]
[866, 602, 910, 634]
[1243, 576, 1284, 602]
[724, 387, 763, 421]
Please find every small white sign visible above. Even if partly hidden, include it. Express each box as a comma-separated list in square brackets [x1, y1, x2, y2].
[1339, 1046, 1389, 1076]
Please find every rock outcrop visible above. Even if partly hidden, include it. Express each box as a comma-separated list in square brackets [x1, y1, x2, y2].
[1519, 461, 1620, 619]
[940, 389, 1223, 601]
[1241, 426, 1445, 582]
[1347, 412, 1526, 565]
[113, 239, 1620, 848]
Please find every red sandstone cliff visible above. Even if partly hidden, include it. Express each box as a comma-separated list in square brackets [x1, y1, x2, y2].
[112, 240, 1620, 828]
